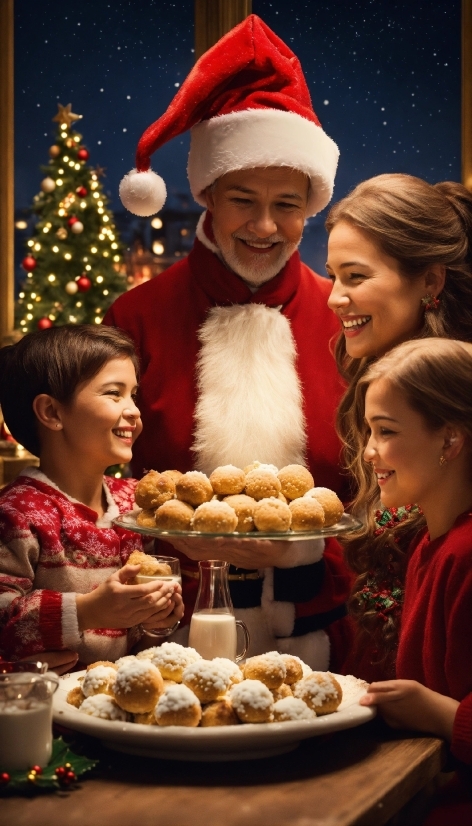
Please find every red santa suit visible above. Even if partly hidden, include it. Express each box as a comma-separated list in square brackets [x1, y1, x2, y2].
[104, 212, 351, 667]
[0, 468, 142, 664]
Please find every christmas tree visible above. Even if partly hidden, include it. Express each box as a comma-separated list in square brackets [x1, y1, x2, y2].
[16, 103, 127, 332]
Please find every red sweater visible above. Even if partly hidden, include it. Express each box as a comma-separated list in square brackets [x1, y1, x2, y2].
[396, 510, 472, 765]
[0, 469, 142, 664]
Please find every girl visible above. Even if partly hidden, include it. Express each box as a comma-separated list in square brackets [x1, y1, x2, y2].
[0, 325, 183, 668]
[324, 174, 472, 679]
[350, 338, 472, 769]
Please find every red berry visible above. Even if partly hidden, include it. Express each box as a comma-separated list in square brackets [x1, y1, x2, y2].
[31, 765, 43, 774]
[55, 766, 66, 777]
[66, 771, 76, 780]
[22, 255, 37, 272]
[0, 772, 10, 784]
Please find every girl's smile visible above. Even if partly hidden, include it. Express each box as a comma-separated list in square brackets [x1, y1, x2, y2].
[363, 377, 446, 511]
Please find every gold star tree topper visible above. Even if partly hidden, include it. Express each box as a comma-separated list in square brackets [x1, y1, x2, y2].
[52, 103, 83, 128]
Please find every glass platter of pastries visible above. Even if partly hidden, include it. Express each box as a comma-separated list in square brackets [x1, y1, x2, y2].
[113, 462, 362, 540]
[54, 646, 375, 761]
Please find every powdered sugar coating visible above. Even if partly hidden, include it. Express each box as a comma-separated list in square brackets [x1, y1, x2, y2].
[136, 647, 161, 661]
[115, 655, 139, 668]
[273, 697, 316, 721]
[293, 672, 341, 707]
[183, 660, 232, 695]
[229, 679, 274, 712]
[80, 694, 128, 721]
[149, 642, 201, 680]
[115, 659, 160, 694]
[155, 684, 201, 715]
[212, 658, 244, 684]
[82, 666, 116, 697]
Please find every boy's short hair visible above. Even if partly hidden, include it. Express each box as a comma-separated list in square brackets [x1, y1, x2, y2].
[0, 324, 139, 457]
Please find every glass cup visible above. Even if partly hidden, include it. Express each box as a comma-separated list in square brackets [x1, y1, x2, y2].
[136, 555, 182, 639]
[0, 662, 59, 771]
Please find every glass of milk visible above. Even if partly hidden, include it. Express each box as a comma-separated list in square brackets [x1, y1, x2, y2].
[0, 663, 59, 771]
[136, 555, 182, 639]
[188, 560, 250, 661]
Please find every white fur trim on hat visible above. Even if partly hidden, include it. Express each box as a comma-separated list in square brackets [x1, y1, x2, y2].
[119, 168, 167, 216]
[188, 108, 339, 217]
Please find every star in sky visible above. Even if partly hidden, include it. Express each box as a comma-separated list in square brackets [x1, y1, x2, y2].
[52, 103, 83, 128]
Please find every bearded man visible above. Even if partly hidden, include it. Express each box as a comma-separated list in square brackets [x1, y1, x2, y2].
[104, 15, 351, 668]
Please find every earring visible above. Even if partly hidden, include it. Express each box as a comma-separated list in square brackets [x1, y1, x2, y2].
[439, 455, 447, 466]
[421, 294, 440, 311]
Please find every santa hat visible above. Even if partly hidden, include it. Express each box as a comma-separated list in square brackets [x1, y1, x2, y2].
[119, 14, 339, 218]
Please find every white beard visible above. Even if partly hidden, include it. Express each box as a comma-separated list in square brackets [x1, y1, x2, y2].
[212, 223, 298, 286]
[192, 304, 307, 474]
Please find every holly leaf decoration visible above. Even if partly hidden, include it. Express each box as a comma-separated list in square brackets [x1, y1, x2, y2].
[0, 737, 98, 795]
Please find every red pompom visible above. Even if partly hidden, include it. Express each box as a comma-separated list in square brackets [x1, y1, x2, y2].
[22, 255, 37, 272]
[76, 275, 92, 292]
[67, 215, 78, 226]
[37, 317, 53, 330]
[77, 148, 89, 161]
[76, 186, 87, 197]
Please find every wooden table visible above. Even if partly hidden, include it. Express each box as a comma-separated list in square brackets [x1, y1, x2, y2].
[1, 719, 447, 826]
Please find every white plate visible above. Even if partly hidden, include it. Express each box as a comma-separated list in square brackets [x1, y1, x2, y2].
[54, 672, 375, 762]
[113, 510, 362, 541]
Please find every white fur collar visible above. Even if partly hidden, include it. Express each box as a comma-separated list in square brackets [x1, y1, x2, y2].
[19, 466, 120, 527]
[195, 210, 219, 254]
[192, 304, 307, 473]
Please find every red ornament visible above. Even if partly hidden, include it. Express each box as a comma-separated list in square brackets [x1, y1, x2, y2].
[76, 186, 88, 197]
[77, 148, 89, 161]
[22, 255, 37, 272]
[31, 765, 43, 774]
[0, 772, 10, 784]
[37, 317, 53, 330]
[76, 275, 92, 292]
[67, 215, 78, 226]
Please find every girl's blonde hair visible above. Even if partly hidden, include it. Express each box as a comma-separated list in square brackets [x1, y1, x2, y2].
[342, 338, 472, 665]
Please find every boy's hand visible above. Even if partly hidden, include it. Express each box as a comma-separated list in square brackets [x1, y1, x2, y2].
[140, 590, 184, 631]
[359, 679, 459, 741]
[76, 564, 179, 631]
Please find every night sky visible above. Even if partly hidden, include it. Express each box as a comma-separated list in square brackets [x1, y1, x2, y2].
[14, 0, 461, 274]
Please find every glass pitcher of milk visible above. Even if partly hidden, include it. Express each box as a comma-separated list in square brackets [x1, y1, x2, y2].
[0, 662, 59, 771]
[188, 560, 250, 661]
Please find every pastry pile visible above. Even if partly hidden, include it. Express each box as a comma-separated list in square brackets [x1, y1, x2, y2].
[134, 462, 344, 534]
[67, 644, 343, 727]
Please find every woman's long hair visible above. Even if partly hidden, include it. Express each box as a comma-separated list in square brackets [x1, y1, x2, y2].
[325, 175, 472, 663]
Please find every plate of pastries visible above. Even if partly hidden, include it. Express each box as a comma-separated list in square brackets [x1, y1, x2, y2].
[113, 462, 361, 540]
[54, 645, 375, 761]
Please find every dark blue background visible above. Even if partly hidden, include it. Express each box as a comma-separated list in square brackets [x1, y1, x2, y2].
[14, 0, 461, 274]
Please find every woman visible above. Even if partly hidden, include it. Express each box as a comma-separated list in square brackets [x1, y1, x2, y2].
[324, 173, 472, 681]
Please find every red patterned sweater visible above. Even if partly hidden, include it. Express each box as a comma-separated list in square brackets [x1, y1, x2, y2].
[396, 509, 472, 766]
[0, 468, 143, 665]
